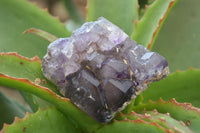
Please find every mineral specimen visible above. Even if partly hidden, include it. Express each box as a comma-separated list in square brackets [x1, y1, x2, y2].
[42, 17, 169, 123]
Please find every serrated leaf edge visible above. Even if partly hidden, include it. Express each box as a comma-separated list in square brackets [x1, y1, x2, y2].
[0, 73, 101, 132]
[146, 0, 177, 49]
[114, 118, 173, 133]
[152, 98, 200, 115]
[132, 0, 178, 49]
[117, 111, 191, 133]
[1, 107, 52, 133]
[0, 52, 41, 63]
[0, 73, 69, 101]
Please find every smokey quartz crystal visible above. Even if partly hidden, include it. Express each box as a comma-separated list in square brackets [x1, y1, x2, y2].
[42, 17, 169, 123]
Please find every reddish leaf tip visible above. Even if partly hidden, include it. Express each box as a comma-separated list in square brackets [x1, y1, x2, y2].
[85, 7, 88, 13]
[85, 0, 90, 22]
[135, 20, 139, 26]
[63, 22, 67, 26]
[153, 109, 159, 114]
[189, 66, 194, 70]
[22, 28, 34, 35]
[44, 8, 48, 12]
[145, 5, 149, 11]
[33, 1, 37, 5]
[1, 123, 8, 133]
[130, 111, 136, 115]
[23, 28, 58, 43]
[118, 112, 124, 116]
[55, 16, 60, 20]
[137, 4, 140, 10]
[144, 113, 151, 118]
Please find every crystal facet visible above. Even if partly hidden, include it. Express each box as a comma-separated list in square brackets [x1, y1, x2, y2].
[42, 17, 169, 123]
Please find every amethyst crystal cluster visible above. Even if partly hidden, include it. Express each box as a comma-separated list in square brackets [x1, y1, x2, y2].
[42, 17, 169, 123]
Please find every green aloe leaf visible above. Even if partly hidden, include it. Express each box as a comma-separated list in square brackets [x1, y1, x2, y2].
[0, 53, 100, 130]
[131, 0, 178, 49]
[0, 53, 58, 93]
[0, 53, 59, 111]
[152, 0, 200, 72]
[142, 69, 200, 108]
[97, 120, 168, 133]
[0, 0, 71, 59]
[23, 28, 58, 43]
[0, 53, 101, 131]
[138, 0, 155, 19]
[115, 111, 192, 133]
[18, 91, 39, 112]
[0, 74, 101, 132]
[133, 99, 200, 132]
[1, 108, 78, 133]
[87, 0, 138, 35]
[0, 91, 31, 130]
[143, 110, 192, 133]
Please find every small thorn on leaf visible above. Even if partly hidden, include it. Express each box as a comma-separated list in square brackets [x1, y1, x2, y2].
[144, 113, 151, 117]
[189, 66, 194, 70]
[166, 113, 170, 116]
[159, 117, 166, 121]
[137, 5, 140, 10]
[55, 16, 60, 20]
[185, 103, 192, 106]
[44, 8, 48, 12]
[145, 5, 149, 11]
[85, 7, 88, 12]
[33, 1, 38, 5]
[135, 20, 138, 26]
[124, 117, 128, 121]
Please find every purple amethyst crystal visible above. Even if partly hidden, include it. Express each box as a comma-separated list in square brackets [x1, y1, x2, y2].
[42, 17, 169, 123]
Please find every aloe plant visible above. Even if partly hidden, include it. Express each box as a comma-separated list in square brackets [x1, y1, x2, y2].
[0, 0, 200, 132]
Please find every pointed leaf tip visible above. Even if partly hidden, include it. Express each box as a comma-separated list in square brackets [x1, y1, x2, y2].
[0, 0, 71, 58]
[132, 0, 178, 49]
[23, 28, 58, 43]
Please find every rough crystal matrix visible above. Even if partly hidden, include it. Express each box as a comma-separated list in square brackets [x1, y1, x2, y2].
[42, 17, 169, 123]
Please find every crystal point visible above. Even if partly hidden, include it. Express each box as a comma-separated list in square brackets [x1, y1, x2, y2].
[42, 17, 169, 123]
